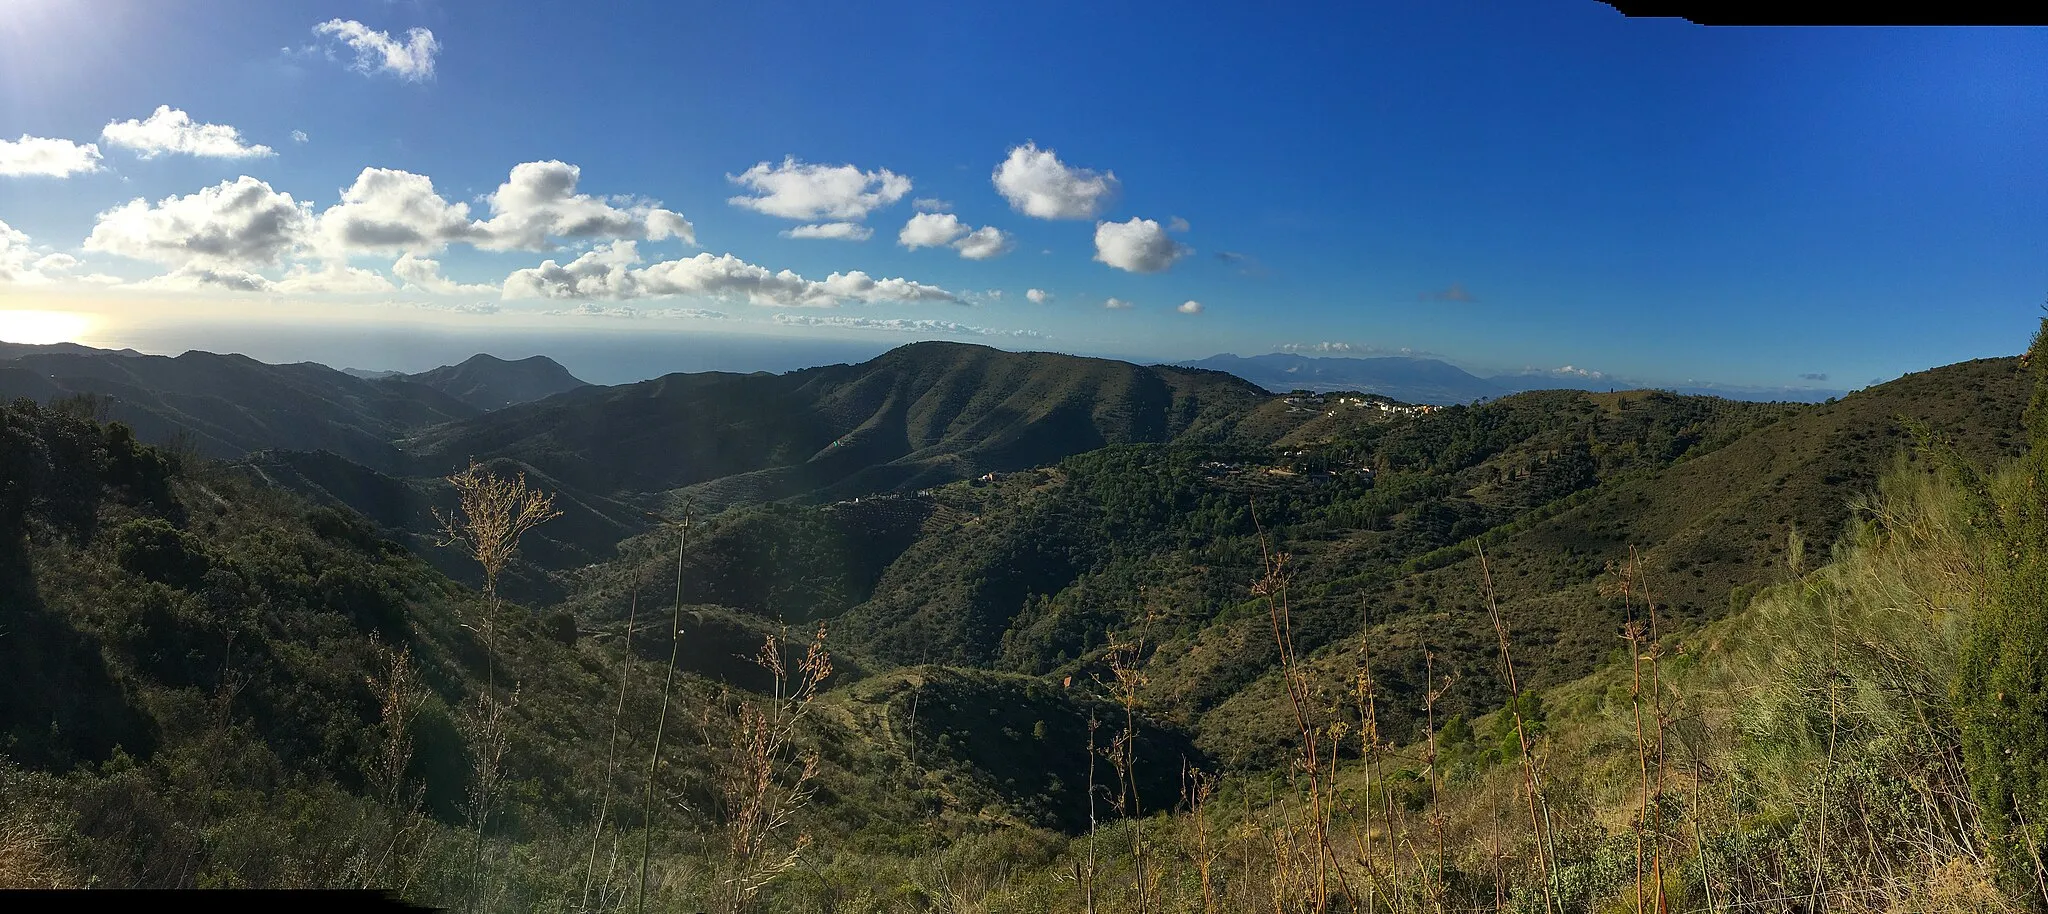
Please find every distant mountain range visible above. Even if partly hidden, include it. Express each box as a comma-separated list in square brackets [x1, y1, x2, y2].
[1176, 352, 1848, 404]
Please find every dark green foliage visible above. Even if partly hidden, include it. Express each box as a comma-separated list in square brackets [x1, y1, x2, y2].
[1955, 315, 2048, 902]
[112, 518, 212, 589]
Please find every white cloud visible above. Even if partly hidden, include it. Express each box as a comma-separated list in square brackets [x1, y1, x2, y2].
[899, 212, 968, 250]
[1278, 342, 1436, 357]
[899, 212, 1011, 259]
[1280, 342, 1358, 354]
[393, 252, 495, 295]
[1105, 297, 1134, 310]
[85, 176, 314, 269]
[773, 314, 1046, 339]
[0, 135, 103, 177]
[1093, 217, 1189, 273]
[313, 19, 440, 81]
[0, 220, 118, 285]
[129, 261, 392, 295]
[1178, 300, 1203, 314]
[320, 167, 484, 255]
[1025, 288, 1050, 304]
[132, 265, 280, 293]
[992, 142, 1119, 220]
[912, 198, 951, 212]
[954, 226, 1013, 260]
[1546, 365, 1608, 379]
[384, 298, 500, 315]
[781, 221, 873, 241]
[274, 263, 394, 294]
[727, 157, 911, 222]
[101, 106, 274, 160]
[315, 162, 692, 256]
[475, 161, 692, 252]
[502, 241, 960, 308]
[478, 160, 694, 251]
[290, 130, 309, 144]
[1167, 216, 1190, 232]
[541, 303, 729, 320]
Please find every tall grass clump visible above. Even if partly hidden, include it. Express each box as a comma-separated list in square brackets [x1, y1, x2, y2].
[1957, 313, 2048, 907]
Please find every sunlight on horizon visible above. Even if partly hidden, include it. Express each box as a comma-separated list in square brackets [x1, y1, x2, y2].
[0, 309, 96, 345]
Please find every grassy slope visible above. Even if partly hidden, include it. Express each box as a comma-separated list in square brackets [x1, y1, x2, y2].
[1185, 358, 2028, 764]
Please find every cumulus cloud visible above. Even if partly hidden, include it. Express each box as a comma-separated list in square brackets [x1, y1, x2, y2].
[85, 176, 314, 269]
[773, 314, 1046, 339]
[1178, 300, 1203, 314]
[898, 212, 968, 250]
[291, 130, 309, 143]
[1093, 217, 1189, 273]
[912, 198, 951, 212]
[953, 226, 1013, 260]
[314, 19, 440, 81]
[131, 265, 280, 293]
[393, 252, 495, 295]
[1105, 297, 1134, 310]
[478, 160, 694, 251]
[502, 241, 960, 308]
[315, 162, 692, 256]
[781, 222, 873, 241]
[319, 167, 484, 254]
[1025, 288, 1050, 304]
[0, 135, 103, 177]
[101, 106, 274, 159]
[0, 220, 119, 285]
[898, 212, 1012, 259]
[1419, 282, 1477, 303]
[992, 142, 1118, 220]
[1168, 216, 1191, 232]
[727, 157, 910, 223]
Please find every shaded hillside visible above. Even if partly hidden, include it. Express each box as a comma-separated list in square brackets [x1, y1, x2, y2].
[393, 354, 590, 411]
[400, 341, 1272, 510]
[1184, 356, 2030, 762]
[0, 347, 478, 466]
[0, 400, 1091, 904]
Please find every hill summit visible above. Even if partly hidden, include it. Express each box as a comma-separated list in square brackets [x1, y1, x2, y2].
[397, 353, 590, 411]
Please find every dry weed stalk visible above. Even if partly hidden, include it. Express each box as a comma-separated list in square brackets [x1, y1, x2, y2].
[1477, 542, 1559, 914]
[362, 638, 430, 893]
[638, 505, 693, 914]
[1348, 607, 1400, 911]
[1421, 649, 1454, 914]
[582, 589, 639, 913]
[1100, 629, 1154, 912]
[1183, 762, 1221, 914]
[1250, 506, 1352, 913]
[433, 459, 560, 913]
[713, 624, 832, 914]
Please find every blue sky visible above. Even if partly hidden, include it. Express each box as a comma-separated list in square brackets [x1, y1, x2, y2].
[2, 0, 2045, 392]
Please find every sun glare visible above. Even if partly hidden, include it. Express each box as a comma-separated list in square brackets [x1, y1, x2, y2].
[0, 310, 94, 345]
